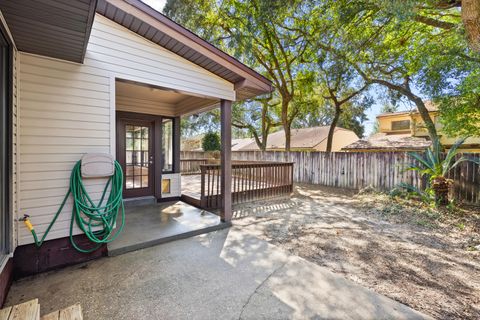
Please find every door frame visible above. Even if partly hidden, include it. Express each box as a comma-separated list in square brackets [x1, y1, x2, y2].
[116, 111, 176, 200]
[0, 22, 13, 259]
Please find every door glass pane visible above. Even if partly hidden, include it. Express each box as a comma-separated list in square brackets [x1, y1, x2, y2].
[162, 119, 173, 172]
[125, 125, 149, 189]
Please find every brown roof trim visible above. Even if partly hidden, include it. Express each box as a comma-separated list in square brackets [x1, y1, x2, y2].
[376, 111, 410, 118]
[98, 0, 272, 98]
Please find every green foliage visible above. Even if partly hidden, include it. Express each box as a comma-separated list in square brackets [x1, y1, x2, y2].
[407, 138, 476, 180]
[168, 0, 479, 149]
[402, 137, 480, 204]
[201, 131, 221, 151]
[437, 70, 480, 137]
[181, 111, 219, 137]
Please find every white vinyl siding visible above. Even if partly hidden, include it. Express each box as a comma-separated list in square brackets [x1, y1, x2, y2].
[17, 14, 235, 245]
[18, 53, 111, 245]
[88, 15, 234, 100]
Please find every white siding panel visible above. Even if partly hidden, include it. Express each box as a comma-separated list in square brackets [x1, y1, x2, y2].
[18, 13, 236, 245]
[88, 15, 234, 100]
[18, 53, 111, 245]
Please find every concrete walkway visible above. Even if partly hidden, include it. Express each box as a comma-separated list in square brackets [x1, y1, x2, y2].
[6, 228, 431, 320]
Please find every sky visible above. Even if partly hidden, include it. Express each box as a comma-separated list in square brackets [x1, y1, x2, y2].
[139, 0, 413, 137]
[141, 0, 166, 11]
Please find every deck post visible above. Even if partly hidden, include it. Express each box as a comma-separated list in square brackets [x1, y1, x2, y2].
[220, 99, 232, 222]
[173, 116, 181, 173]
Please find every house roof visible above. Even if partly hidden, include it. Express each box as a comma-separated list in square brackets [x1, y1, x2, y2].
[377, 101, 438, 118]
[342, 133, 432, 151]
[241, 126, 356, 151]
[232, 138, 256, 151]
[0, 0, 97, 62]
[0, 0, 272, 100]
[95, 0, 272, 100]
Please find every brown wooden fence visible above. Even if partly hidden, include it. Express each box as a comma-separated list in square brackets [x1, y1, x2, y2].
[180, 158, 213, 174]
[181, 151, 480, 204]
[199, 161, 294, 209]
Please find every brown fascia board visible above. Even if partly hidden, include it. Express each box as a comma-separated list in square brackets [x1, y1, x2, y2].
[105, 0, 273, 95]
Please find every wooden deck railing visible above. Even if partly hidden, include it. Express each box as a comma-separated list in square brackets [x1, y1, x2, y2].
[199, 161, 294, 209]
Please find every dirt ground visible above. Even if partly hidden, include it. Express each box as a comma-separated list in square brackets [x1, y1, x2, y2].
[232, 184, 480, 320]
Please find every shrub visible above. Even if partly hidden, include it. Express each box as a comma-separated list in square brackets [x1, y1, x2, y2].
[202, 131, 221, 151]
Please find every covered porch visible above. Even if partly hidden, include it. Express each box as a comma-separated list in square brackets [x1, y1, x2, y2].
[111, 78, 235, 252]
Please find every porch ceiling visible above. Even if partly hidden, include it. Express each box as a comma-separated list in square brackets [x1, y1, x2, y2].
[116, 80, 218, 117]
[0, 0, 97, 63]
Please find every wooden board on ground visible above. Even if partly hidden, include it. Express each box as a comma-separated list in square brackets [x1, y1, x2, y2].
[40, 311, 59, 320]
[41, 304, 82, 320]
[58, 304, 82, 320]
[8, 299, 39, 320]
[0, 306, 12, 320]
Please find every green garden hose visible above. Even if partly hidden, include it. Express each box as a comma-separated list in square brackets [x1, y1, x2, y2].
[21, 160, 125, 253]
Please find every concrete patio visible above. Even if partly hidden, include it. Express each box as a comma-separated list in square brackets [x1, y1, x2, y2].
[108, 201, 228, 256]
[5, 228, 430, 320]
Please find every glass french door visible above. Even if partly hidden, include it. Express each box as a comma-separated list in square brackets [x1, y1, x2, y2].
[122, 121, 154, 197]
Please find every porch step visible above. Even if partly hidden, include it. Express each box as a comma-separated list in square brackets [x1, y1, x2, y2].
[0, 299, 82, 320]
[123, 196, 156, 207]
[0, 299, 39, 320]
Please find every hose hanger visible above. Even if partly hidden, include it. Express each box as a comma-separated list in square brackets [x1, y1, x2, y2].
[20, 154, 125, 253]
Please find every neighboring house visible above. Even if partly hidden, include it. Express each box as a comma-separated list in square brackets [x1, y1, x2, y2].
[0, 0, 271, 302]
[231, 138, 256, 151]
[343, 102, 480, 152]
[238, 126, 359, 151]
[181, 134, 204, 152]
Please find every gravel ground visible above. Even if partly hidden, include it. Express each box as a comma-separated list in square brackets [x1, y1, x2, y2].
[232, 184, 480, 320]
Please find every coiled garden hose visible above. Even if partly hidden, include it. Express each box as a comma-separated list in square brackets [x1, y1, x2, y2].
[20, 160, 125, 253]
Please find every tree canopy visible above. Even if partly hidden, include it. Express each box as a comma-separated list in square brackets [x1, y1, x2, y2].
[165, 0, 480, 149]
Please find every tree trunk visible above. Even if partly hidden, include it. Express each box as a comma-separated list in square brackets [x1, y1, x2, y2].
[326, 105, 341, 153]
[432, 177, 451, 206]
[284, 123, 291, 151]
[462, 0, 480, 52]
[281, 99, 291, 151]
[413, 98, 439, 143]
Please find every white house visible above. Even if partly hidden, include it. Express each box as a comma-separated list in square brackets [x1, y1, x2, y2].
[0, 0, 272, 304]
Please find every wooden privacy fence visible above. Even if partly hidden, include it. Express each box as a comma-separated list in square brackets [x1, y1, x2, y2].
[200, 161, 294, 209]
[180, 158, 213, 174]
[181, 151, 480, 204]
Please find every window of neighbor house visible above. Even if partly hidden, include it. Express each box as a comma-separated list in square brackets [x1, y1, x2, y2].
[391, 120, 410, 131]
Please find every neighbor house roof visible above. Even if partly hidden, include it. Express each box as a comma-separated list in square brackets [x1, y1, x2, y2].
[241, 126, 357, 151]
[0, 0, 272, 100]
[377, 101, 438, 118]
[342, 133, 432, 151]
[232, 138, 256, 151]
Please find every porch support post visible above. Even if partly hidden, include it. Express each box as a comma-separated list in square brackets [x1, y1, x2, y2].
[173, 116, 181, 173]
[220, 99, 232, 222]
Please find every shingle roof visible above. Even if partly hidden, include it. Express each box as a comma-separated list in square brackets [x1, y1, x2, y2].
[342, 133, 432, 151]
[241, 126, 355, 151]
[377, 101, 438, 118]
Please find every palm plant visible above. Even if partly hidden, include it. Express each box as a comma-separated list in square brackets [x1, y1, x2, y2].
[406, 138, 480, 205]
